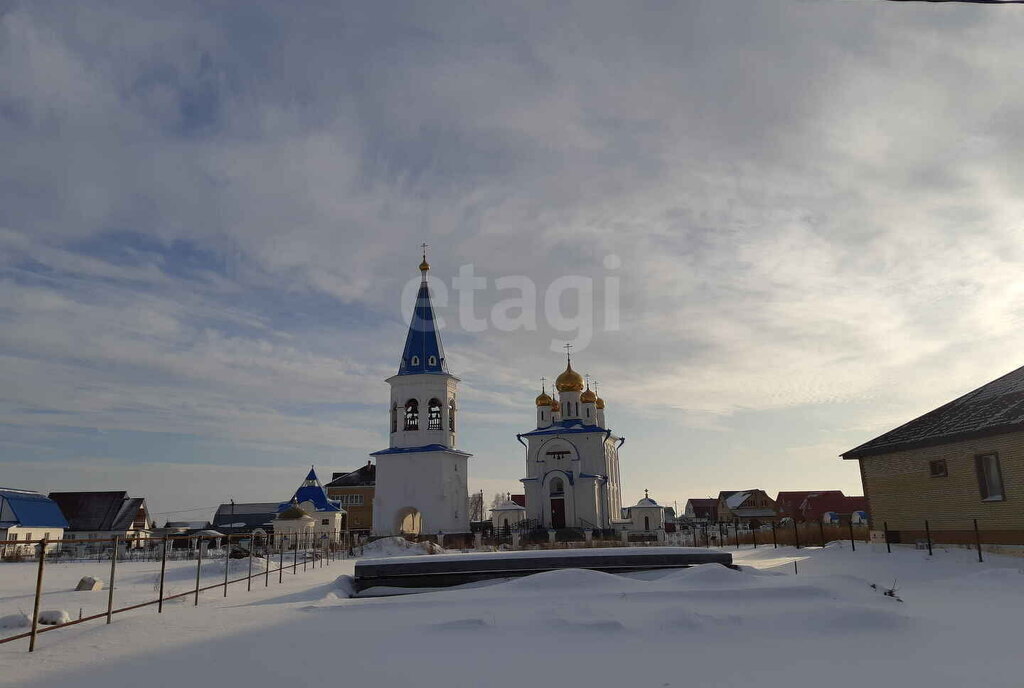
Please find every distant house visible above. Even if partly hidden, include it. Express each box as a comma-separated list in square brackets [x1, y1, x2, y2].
[48, 491, 153, 548]
[716, 490, 778, 528]
[798, 494, 868, 525]
[0, 488, 68, 555]
[211, 503, 278, 534]
[325, 462, 376, 533]
[683, 498, 718, 523]
[843, 364, 1024, 544]
[775, 491, 845, 521]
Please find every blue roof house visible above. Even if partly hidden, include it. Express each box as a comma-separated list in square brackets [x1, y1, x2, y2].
[274, 468, 346, 547]
[0, 488, 69, 554]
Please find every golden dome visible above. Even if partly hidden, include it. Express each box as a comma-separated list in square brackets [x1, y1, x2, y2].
[596, 395, 605, 409]
[549, 397, 560, 413]
[535, 388, 553, 407]
[419, 257, 430, 272]
[580, 386, 597, 403]
[555, 362, 584, 392]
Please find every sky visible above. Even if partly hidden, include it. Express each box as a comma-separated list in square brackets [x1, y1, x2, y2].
[2, 1, 1024, 522]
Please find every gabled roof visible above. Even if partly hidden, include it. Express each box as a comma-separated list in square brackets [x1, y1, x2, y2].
[326, 463, 376, 487]
[0, 488, 69, 529]
[279, 467, 343, 513]
[48, 491, 148, 532]
[775, 491, 844, 515]
[843, 364, 1024, 460]
[212, 503, 278, 530]
[800, 495, 867, 521]
[397, 272, 448, 376]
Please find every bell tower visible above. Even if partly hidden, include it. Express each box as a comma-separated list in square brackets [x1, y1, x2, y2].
[371, 248, 471, 537]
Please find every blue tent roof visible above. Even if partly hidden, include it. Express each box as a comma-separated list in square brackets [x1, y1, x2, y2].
[278, 468, 343, 514]
[397, 275, 448, 376]
[0, 488, 69, 529]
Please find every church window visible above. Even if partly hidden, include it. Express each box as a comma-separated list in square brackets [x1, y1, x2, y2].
[404, 399, 419, 430]
[644, 516, 650, 531]
[550, 478, 564, 495]
[390, 403, 398, 433]
[547, 450, 570, 461]
[321, 519, 329, 526]
[449, 399, 456, 431]
[411, 355, 420, 366]
[428, 398, 442, 430]
[428, 355, 437, 366]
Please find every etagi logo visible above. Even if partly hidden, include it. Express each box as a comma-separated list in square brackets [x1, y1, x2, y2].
[401, 255, 622, 352]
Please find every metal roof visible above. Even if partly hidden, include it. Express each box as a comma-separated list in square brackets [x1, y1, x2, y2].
[0, 488, 69, 529]
[843, 364, 1024, 459]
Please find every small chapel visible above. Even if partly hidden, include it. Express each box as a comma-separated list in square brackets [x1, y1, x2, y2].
[518, 354, 625, 530]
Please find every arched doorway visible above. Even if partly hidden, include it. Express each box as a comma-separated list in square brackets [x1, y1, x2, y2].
[549, 478, 566, 529]
[394, 507, 422, 535]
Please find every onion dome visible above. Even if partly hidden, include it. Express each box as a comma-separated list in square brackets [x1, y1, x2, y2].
[419, 256, 430, 272]
[596, 395, 605, 409]
[535, 388, 553, 407]
[549, 397, 560, 413]
[555, 361, 584, 392]
[580, 386, 597, 403]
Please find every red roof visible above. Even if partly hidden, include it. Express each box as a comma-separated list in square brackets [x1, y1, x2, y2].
[775, 491, 844, 517]
[799, 494, 867, 521]
[510, 494, 526, 508]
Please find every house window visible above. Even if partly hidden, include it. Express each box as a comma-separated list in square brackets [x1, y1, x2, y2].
[404, 399, 419, 430]
[390, 403, 398, 433]
[428, 398, 442, 430]
[976, 453, 1005, 501]
[929, 459, 948, 478]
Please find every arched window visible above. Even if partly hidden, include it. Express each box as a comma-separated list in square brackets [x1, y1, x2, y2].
[404, 399, 419, 431]
[428, 355, 437, 366]
[390, 403, 398, 433]
[411, 355, 420, 367]
[644, 516, 650, 531]
[448, 399, 456, 432]
[428, 398, 442, 430]
[550, 478, 564, 496]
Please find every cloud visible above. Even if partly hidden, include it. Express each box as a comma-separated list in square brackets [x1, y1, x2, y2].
[2, 1, 1024, 508]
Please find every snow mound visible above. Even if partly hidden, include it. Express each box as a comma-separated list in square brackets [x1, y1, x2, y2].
[360, 537, 445, 558]
[38, 609, 71, 626]
[334, 575, 356, 598]
[0, 612, 30, 629]
[656, 564, 746, 586]
[500, 568, 645, 592]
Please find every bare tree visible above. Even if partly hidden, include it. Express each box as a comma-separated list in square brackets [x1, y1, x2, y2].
[468, 491, 484, 522]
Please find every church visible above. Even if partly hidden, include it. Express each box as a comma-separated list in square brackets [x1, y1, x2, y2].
[517, 357, 625, 530]
[370, 252, 471, 537]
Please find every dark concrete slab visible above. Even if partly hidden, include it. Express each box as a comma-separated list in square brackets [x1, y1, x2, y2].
[353, 547, 734, 593]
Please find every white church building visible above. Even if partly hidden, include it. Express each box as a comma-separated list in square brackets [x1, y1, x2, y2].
[371, 253, 471, 536]
[518, 357, 625, 530]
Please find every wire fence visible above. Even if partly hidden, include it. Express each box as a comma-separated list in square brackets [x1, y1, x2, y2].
[0, 529, 357, 653]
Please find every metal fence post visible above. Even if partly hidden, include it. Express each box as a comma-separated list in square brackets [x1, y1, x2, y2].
[158, 537, 168, 613]
[247, 534, 254, 591]
[848, 521, 856, 552]
[794, 520, 800, 550]
[771, 521, 777, 549]
[278, 542, 284, 584]
[223, 534, 231, 597]
[106, 536, 118, 624]
[194, 538, 204, 606]
[818, 520, 825, 547]
[734, 519, 740, 550]
[883, 520, 891, 553]
[973, 519, 983, 563]
[28, 537, 46, 652]
[925, 520, 933, 556]
[293, 538, 298, 575]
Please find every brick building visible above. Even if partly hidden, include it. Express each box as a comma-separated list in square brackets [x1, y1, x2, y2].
[842, 364, 1024, 544]
[325, 462, 376, 533]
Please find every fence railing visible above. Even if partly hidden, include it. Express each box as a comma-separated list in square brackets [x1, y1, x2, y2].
[0, 529, 357, 653]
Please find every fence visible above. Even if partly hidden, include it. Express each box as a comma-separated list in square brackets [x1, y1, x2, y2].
[0, 529, 358, 653]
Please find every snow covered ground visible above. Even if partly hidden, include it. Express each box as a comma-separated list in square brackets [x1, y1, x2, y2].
[2, 543, 1023, 688]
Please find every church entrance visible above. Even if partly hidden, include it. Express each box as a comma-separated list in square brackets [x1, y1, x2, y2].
[550, 498, 566, 529]
[394, 507, 422, 535]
